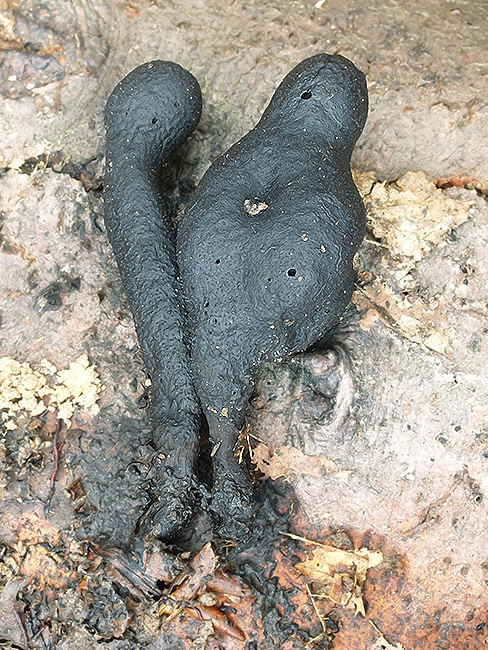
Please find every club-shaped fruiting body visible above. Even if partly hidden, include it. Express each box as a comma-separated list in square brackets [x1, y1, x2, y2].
[104, 54, 368, 540]
[178, 53, 368, 533]
[104, 61, 203, 539]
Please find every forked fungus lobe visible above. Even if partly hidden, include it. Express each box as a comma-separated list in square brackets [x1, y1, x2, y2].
[104, 54, 368, 539]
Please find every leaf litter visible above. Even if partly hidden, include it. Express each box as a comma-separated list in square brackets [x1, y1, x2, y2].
[252, 441, 351, 481]
[283, 532, 383, 617]
[358, 171, 476, 267]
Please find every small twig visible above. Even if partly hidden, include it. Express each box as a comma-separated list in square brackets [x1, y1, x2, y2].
[246, 431, 266, 444]
[41, 628, 52, 650]
[369, 620, 404, 649]
[402, 474, 461, 537]
[166, 604, 184, 623]
[45, 419, 61, 515]
[461, 465, 483, 504]
[279, 531, 331, 549]
[210, 440, 222, 457]
[362, 237, 388, 249]
[246, 434, 253, 461]
[306, 583, 327, 634]
[237, 444, 244, 464]
[12, 607, 29, 648]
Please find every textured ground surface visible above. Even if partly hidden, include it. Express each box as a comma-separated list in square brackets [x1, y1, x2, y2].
[0, 0, 487, 648]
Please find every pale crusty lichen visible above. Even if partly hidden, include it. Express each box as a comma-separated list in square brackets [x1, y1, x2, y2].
[0, 354, 102, 431]
[358, 171, 476, 267]
[351, 170, 479, 355]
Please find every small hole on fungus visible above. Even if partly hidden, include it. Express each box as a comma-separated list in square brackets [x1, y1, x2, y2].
[215, 259, 220, 264]
[301, 91, 312, 100]
[152, 117, 158, 124]
[287, 268, 297, 277]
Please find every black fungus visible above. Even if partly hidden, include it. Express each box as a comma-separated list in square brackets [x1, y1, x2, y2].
[103, 61, 203, 540]
[178, 53, 368, 536]
[104, 53, 368, 541]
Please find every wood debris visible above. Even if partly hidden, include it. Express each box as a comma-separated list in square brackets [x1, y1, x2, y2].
[351, 170, 482, 355]
[285, 532, 383, 616]
[355, 276, 452, 354]
[153, 543, 249, 643]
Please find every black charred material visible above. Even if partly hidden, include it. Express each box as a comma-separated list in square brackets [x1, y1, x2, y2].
[178, 53, 368, 536]
[103, 61, 203, 540]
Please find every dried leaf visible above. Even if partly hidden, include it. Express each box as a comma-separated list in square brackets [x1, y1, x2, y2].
[2, 511, 60, 546]
[350, 591, 366, 617]
[326, 572, 351, 605]
[291, 534, 383, 616]
[143, 544, 186, 583]
[206, 571, 246, 599]
[171, 542, 218, 601]
[157, 595, 181, 618]
[0, 355, 102, 429]
[101, 547, 165, 597]
[355, 278, 452, 354]
[252, 442, 348, 480]
[296, 545, 382, 583]
[18, 545, 73, 588]
[424, 330, 450, 355]
[352, 169, 379, 198]
[67, 478, 86, 501]
[187, 604, 246, 641]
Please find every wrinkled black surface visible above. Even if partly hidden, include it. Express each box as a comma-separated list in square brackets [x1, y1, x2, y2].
[103, 61, 203, 539]
[178, 53, 368, 534]
[104, 54, 368, 541]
